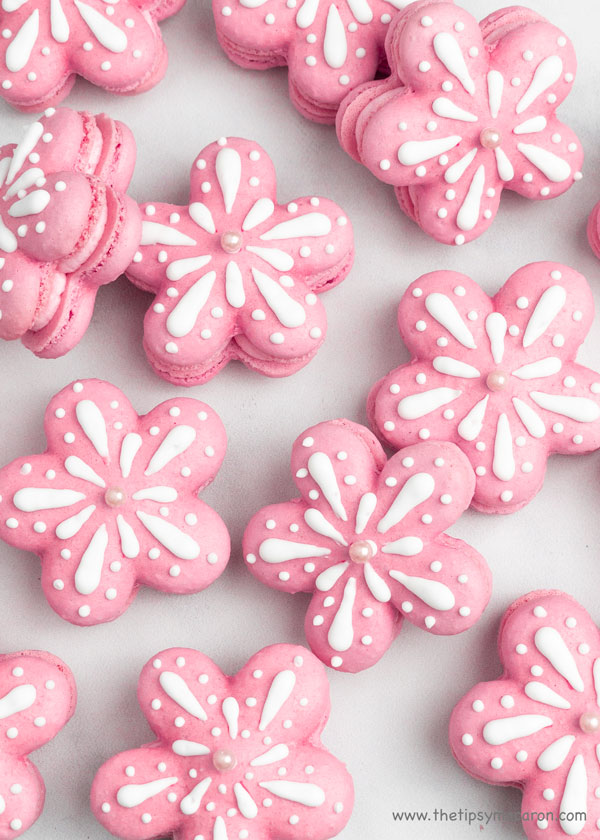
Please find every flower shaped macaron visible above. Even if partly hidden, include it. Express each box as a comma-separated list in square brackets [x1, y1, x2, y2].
[243, 420, 491, 673]
[91, 644, 353, 840]
[0, 379, 230, 625]
[0, 0, 185, 111]
[450, 591, 600, 840]
[0, 650, 75, 837]
[213, 0, 419, 123]
[126, 137, 354, 385]
[369, 264, 600, 515]
[336, 2, 583, 244]
[0, 107, 140, 358]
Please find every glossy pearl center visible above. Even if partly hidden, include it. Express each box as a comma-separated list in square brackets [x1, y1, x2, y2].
[212, 748, 237, 772]
[579, 711, 600, 734]
[220, 230, 242, 253]
[104, 486, 127, 507]
[486, 370, 509, 392]
[480, 128, 502, 150]
[349, 540, 375, 564]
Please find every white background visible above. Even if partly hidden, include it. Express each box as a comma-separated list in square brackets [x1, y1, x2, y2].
[1, 0, 600, 837]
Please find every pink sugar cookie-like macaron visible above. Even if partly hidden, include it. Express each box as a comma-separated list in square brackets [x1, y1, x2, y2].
[0, 378, 230, 625]
[0, 649, 76, 837]
[91, 643, 353, 839]
[0, 107, 141, 358]
[126, 136, 354, 385]
[336, 1, 583, 245]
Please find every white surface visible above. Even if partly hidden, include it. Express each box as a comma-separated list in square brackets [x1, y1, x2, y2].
[1, 0, 600, 837]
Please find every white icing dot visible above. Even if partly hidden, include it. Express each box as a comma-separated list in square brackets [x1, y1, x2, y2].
[78, 605, 91, 617]
[170, 565, 181, 577]
[419, 61, 431, 72]
[490, 757, 503, 769]
[516, 296, 528, 309]
[500, 695, 514, 708]
[515, 643, 527, 654]
[402, 601, 413, 613]
[331, 656, 343, 668]
[472, 700, 484, 712]
[462, 733, 473, 745]
[379, 159, 391, 171]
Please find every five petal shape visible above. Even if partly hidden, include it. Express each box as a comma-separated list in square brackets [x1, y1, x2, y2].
[0, 378, 230, 624]
[243, 419, 491, 672]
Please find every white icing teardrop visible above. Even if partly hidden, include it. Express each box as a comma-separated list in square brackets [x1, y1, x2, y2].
[260, 213, 332, 241]
[172, 740, 210, 756]
[141, 222, 196, 247]
[226, 260, 245, 308]
[64, 455, 105, 487]
[216, 147, 241, 214]
[494, 147, 514, 182]
[304, 508, 347, 545]
[13, 487, 86, 511]
[74, 523, 108, 595]
[120, 432, 142, 479]
[180, 777, 212, 816]
[145, 425, 196, 476]
[116, 776, 178, 808]
[347, 0, 372, 23]
[432, 98, 477, 122]
[355, 492, 376, 535]
[307, 451, 347, 522]
[492, 413, 514, 481]
[50, 0, 69, 43]
[55, 504, 95, 539]
[513, 115, 547, 135]
[516, 55, 563, 115]
[258, 780, 325, 807]
[74, 0, 127, 51]
[252, 267, 305, 327]
[0, 683, 35, 718]
[295, 0, 319, 27]
[213, 816, 228, 840]
[159, 670, 207, 719]
[537, 735, 575, 771]
[512, 397, 546, 439]
[7, 188, 50, 217]
[239, 0, 268, 6]
[166, 271, 217, 337]
[396, 387, 461, 420]
[517, 143, 571, 182]
[363, 561, 391, 602]
[432, 31, 475, 95]
[522, 285, 566, 349]
[512, 357, 562, 380]
[482, 714, 553, 745]
[258, 670, 296, 731]
[486, 312, 507, 364]
[388, 569, 455, 610]
[222, 696, 239, 739]
[315, 562, 349, 592]
[524, 681, 571, 709]
[4, 166, 43, 199]
[0, 156, 12, 188]
[323, 4, 347, 69]
[75, 399, 109, 458]
[1, 0, 30, 12]
[234, 782, 258, 819]
[132, 486, 177, 503]
[377, 473, 434, 533]
[136, 511, 200, 560]
[457, 395, 488, 441]
[381, 536, 423, 555]
[250, 743, 290, 766]
[327, 576, 356, 651]
[243, 198, 275, 231]
[6, 121, 43, 185]
[116, 513, 139, 559]
[559, 755, 587, 836]
[397, 136, 462, 166]
[258, 539, 330, 563]
[594, 659, 600, 706]
[535, 626, 584, 691]
[246, 245, 294, 272]
[425, 292, 476, 348]
[432, 357, 480, 378]
[166, 255, 211, 282]
[487, 69, 503, 119]
[0, 216, 17, 253]
[529, 392, 600, 423]
[444, 148, 478, 184]
[5, 9, 39, 72]
[457, 164, 485, 232]
[189, 202, 216, 234]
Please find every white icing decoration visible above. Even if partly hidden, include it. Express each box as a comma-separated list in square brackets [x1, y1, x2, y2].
[132, 486, 177, 503]
[50, 0, 69, 42]
[397, 136, 461, 166]
[444, 148, 477, 184]
[315, 562, 349, 592]
[252, 268, 305, 327]
[512, 357, 562, 379]
[226, 260, 245, 308]
[432, 357, 480, 378]
[6, 121, 43, 185]
[494, 147, 514, 182]
[482, 714, 552, 745]
[141, 222, 196, 247]
[159, 671, 207, 720]
[594, 659, 600, 707]
[529, 392, 600, 423]
[559, 755, 586, 836]
[323, 4, 347, 69]
[513, 116, 547, 135]
[246, 246, 294, 272]
[55, 504, 95, 539]
[346, 0, 372, 23]
[523, 286, 567, 348]
[222, 696, 239, 739]
[432, 32, 475, 95]
[216, 147, 241, 214]
[166, 271, 217, 337]
[295, 0, 319, 28]
[13, 487, 85, 511]
[457, 164, 485, 231]
[8, 189, 50, 217]
[377, 473, 434, 533]
[307, 452, 347, 521]
[258, 780, 325, 807]
[492, 413, 514, 481]
[457, 396, 488, 441]
[512, 397, 546, 439]
[388, 569, 455, 610]
[189, 203, 216, 234]
[243, 198, 275, 231]
[180, 777, 212, 816]
[250, 743, 290, 766]
[74, 524, 108, 595]
[355, 492, 376, 534]
[116, 514, 139, 559]
[486, 312, 506, 364]
[534, 626, 584, 691]
[537, 735, 575, 771]
[304, 508, 347, 545]
[487, 70, 503, 119]
[381, 536, 423, 555]
[328, 576, 356, 652]
[73, 0, 127, 52]
[516, 55, 563, 115]
[120, 433, 142, 479]
[517, 143, 571, 182]
[425, 292, 476, 348]
[136, 511, 200, 560]
[5, 9, 39, 72]
[524, 682, 570, 709]
[234, 782, 259, 819]
[116, 777, 178, 808]
[75, 399, 109, 458]
[432, 98, 477, 122]
[363, 562, 391, 602]
[396, 387, 461, 420]
[172, 740, 210, 756]
[144, 425, 196, 476]
[258, 670, 296, 731]
[166, 255, 211, 282]
[64, 455, 105, 487]
[0, 684, 36, 718]
[258, 539, 330, 563]
[260, 213, 332, 241]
